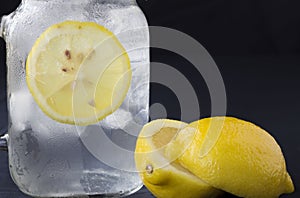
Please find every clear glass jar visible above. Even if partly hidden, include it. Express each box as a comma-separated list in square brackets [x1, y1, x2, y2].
[0, 0, 149, 197]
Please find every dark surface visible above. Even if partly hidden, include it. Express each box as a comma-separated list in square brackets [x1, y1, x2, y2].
[1, 0, 300, 198]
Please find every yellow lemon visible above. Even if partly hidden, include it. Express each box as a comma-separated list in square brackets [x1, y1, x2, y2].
[135, 119, 223, 198]
[165, 117, 294, 198]
[26, 21, 131, 125]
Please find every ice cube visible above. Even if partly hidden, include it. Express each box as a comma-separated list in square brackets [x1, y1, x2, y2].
[9, 90, 34, 131]
[101, 109, 133, 130]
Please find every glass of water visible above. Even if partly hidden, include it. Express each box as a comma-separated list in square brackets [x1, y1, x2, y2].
[0, 0, 149, 197]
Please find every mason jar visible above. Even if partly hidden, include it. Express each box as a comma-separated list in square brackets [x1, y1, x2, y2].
[0, 0, 149, 197]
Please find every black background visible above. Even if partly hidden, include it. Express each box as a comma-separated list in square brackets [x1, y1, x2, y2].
[0, 0, 299, 197]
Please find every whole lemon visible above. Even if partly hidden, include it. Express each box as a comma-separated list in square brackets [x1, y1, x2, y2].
[165, 117, 294, 198]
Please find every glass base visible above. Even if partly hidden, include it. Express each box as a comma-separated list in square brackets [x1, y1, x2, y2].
[18, 183, 143, 198]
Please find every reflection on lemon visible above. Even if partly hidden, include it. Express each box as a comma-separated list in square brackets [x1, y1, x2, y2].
[134, 119, 223, 198]
[26, 21, 131, 125]
[165, 117, 294, 198]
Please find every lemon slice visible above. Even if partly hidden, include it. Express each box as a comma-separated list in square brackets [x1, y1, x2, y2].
[134, 119, 222, 198]
[26, 21, 131, 125]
